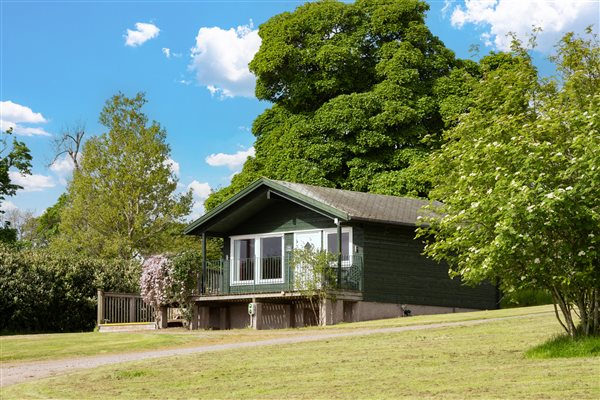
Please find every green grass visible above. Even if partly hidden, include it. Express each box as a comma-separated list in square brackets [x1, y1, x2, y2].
[1, 305, 553, 364]
[0, 329, 310, 364]
[4, 309, 599, 399]
[526, 334, 600, 359]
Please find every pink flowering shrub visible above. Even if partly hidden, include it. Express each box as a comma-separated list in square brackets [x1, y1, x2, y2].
[140, 255, 172, 325]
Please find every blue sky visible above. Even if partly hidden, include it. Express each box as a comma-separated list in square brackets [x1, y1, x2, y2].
[1, 0, 598, 220]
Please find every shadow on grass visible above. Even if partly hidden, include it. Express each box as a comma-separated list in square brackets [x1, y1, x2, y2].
[526, 334, 600, 359]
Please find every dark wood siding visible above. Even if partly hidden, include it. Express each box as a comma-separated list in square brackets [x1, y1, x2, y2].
[362, 223, 497, 309]
[229, 199, 335, 235]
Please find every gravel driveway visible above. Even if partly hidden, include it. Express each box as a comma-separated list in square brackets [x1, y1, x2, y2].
[1, 314, 545, 387]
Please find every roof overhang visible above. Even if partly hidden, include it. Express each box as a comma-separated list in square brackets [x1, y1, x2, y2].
[184, 178, 349, 236]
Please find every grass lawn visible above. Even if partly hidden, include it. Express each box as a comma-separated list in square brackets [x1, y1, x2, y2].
[4, 307, 599, 399]
[0, 329, 309, 364]
[1, 305, 553, 364]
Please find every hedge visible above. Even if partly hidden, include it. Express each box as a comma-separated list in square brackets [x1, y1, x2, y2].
[0, 244, 140, 333]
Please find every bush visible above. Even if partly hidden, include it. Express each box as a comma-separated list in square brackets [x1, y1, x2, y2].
[500, 288, 553, 308]
[0, 244, 140, 333]
[140, 251, 201, 325]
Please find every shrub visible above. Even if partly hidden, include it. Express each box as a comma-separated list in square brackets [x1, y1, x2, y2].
[0, 244, 140, 333]
[140, 251, 201, 325]
[500, 288, 553, 308]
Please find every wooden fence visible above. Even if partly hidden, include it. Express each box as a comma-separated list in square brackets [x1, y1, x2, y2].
[97, 290, 155, 325]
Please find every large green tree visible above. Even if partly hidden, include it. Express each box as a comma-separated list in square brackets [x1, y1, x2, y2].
[0, 127, 32, 243]
[206, 0, 470, 210]
[419, 31, 599, 337]
[54, 93, 193, 259]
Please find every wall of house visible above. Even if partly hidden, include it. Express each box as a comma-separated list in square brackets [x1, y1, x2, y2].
[361, 223, 498, 310]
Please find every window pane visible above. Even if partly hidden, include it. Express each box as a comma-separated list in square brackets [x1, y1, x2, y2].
[234, 239, 254, 281]
[261, 237, 282, 280]
[327, 232, 350, 260]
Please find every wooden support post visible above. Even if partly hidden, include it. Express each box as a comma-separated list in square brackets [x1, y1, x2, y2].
[97, 289, 104, 326]
[191, 303, 199, 330]
[129, 297, 136, 323]
[159, 306, 168, 329]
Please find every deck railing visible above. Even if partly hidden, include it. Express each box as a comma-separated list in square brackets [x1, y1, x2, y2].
[97, 290, 154, 325]
[201, 254, 363, 296]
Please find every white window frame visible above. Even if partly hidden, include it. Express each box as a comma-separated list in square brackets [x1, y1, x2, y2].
[230, 233, 285, 285]
[322, 227, 354, 266]
[229, 227, 354, 285]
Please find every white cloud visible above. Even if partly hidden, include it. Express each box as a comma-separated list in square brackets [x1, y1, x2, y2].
[8, 172, 55, 192]
[164, 158, 180, 176]
[0, 120, 51, 137]
[188, 180, 212, 200]
[206, 146, 255, 170]
[189, 22, 261, 98]
[448, 0, 599, 52]
[50, 155, 76, 185]
[187, 180, 212, 218]
[1, 101, 46, 123]
[0, 101, 50, 136]
[0, 200, 18, 213]
[162, 47, 171, 58]
[125, 22, 160, 47]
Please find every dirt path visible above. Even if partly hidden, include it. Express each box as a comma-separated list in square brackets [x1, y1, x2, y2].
[1, 314, 548, 387]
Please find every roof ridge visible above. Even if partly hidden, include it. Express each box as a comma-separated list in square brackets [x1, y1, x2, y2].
[271, 179, 429, 203]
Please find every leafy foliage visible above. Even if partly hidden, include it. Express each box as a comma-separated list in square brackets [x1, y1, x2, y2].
[206, 0, 467, 210]
[419, 30, 600, 337]
[55, 93, 193, 259]
[33, 193, 68, 246]
[291, 248, 338, 325]
[0, 244, 140, 333]
[0, 127, 32, 243]
[0, 127, 32, 207]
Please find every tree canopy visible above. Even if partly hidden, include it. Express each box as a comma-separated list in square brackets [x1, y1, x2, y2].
[419, 30, 600, 337]
[54, 93, 193, 259]
[0, 127, 32, 243]
[206, 0, 471, 210]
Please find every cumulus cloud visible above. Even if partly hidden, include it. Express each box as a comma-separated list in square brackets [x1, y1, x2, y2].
[448, 0, 599, 52]
[1, 101, 46, 123]
[163, 158, 180, 176]
[187, 180, 212, 218]
[49, 155, 77, 185]
[205, 146, 255, 170]
[162, 47, 171, 58]
[8, 172, 55, 192]
[189, 22, 261, 98]
[125, 22, 160, 47]
[0, 101, 51, 136]
[188, 180, 212, 199]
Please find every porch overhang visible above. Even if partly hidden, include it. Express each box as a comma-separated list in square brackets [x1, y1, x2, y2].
[184, 178, 349, 236]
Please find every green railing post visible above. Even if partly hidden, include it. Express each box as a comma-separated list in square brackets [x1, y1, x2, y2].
[336, 220, 342, 288]
[201, 233, 207, 295]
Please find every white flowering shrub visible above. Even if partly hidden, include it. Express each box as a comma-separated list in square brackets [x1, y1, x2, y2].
[419, 31, 599, 337]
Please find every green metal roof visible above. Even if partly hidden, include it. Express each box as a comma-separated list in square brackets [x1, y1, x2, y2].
[184, 178, 433, 235]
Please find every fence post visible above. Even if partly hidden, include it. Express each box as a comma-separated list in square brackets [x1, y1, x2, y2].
[97, 289, 104, 326]
[129, 296, 136, 323]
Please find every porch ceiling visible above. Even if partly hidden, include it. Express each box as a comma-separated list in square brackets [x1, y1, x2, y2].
[188, 187, 272, 236]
